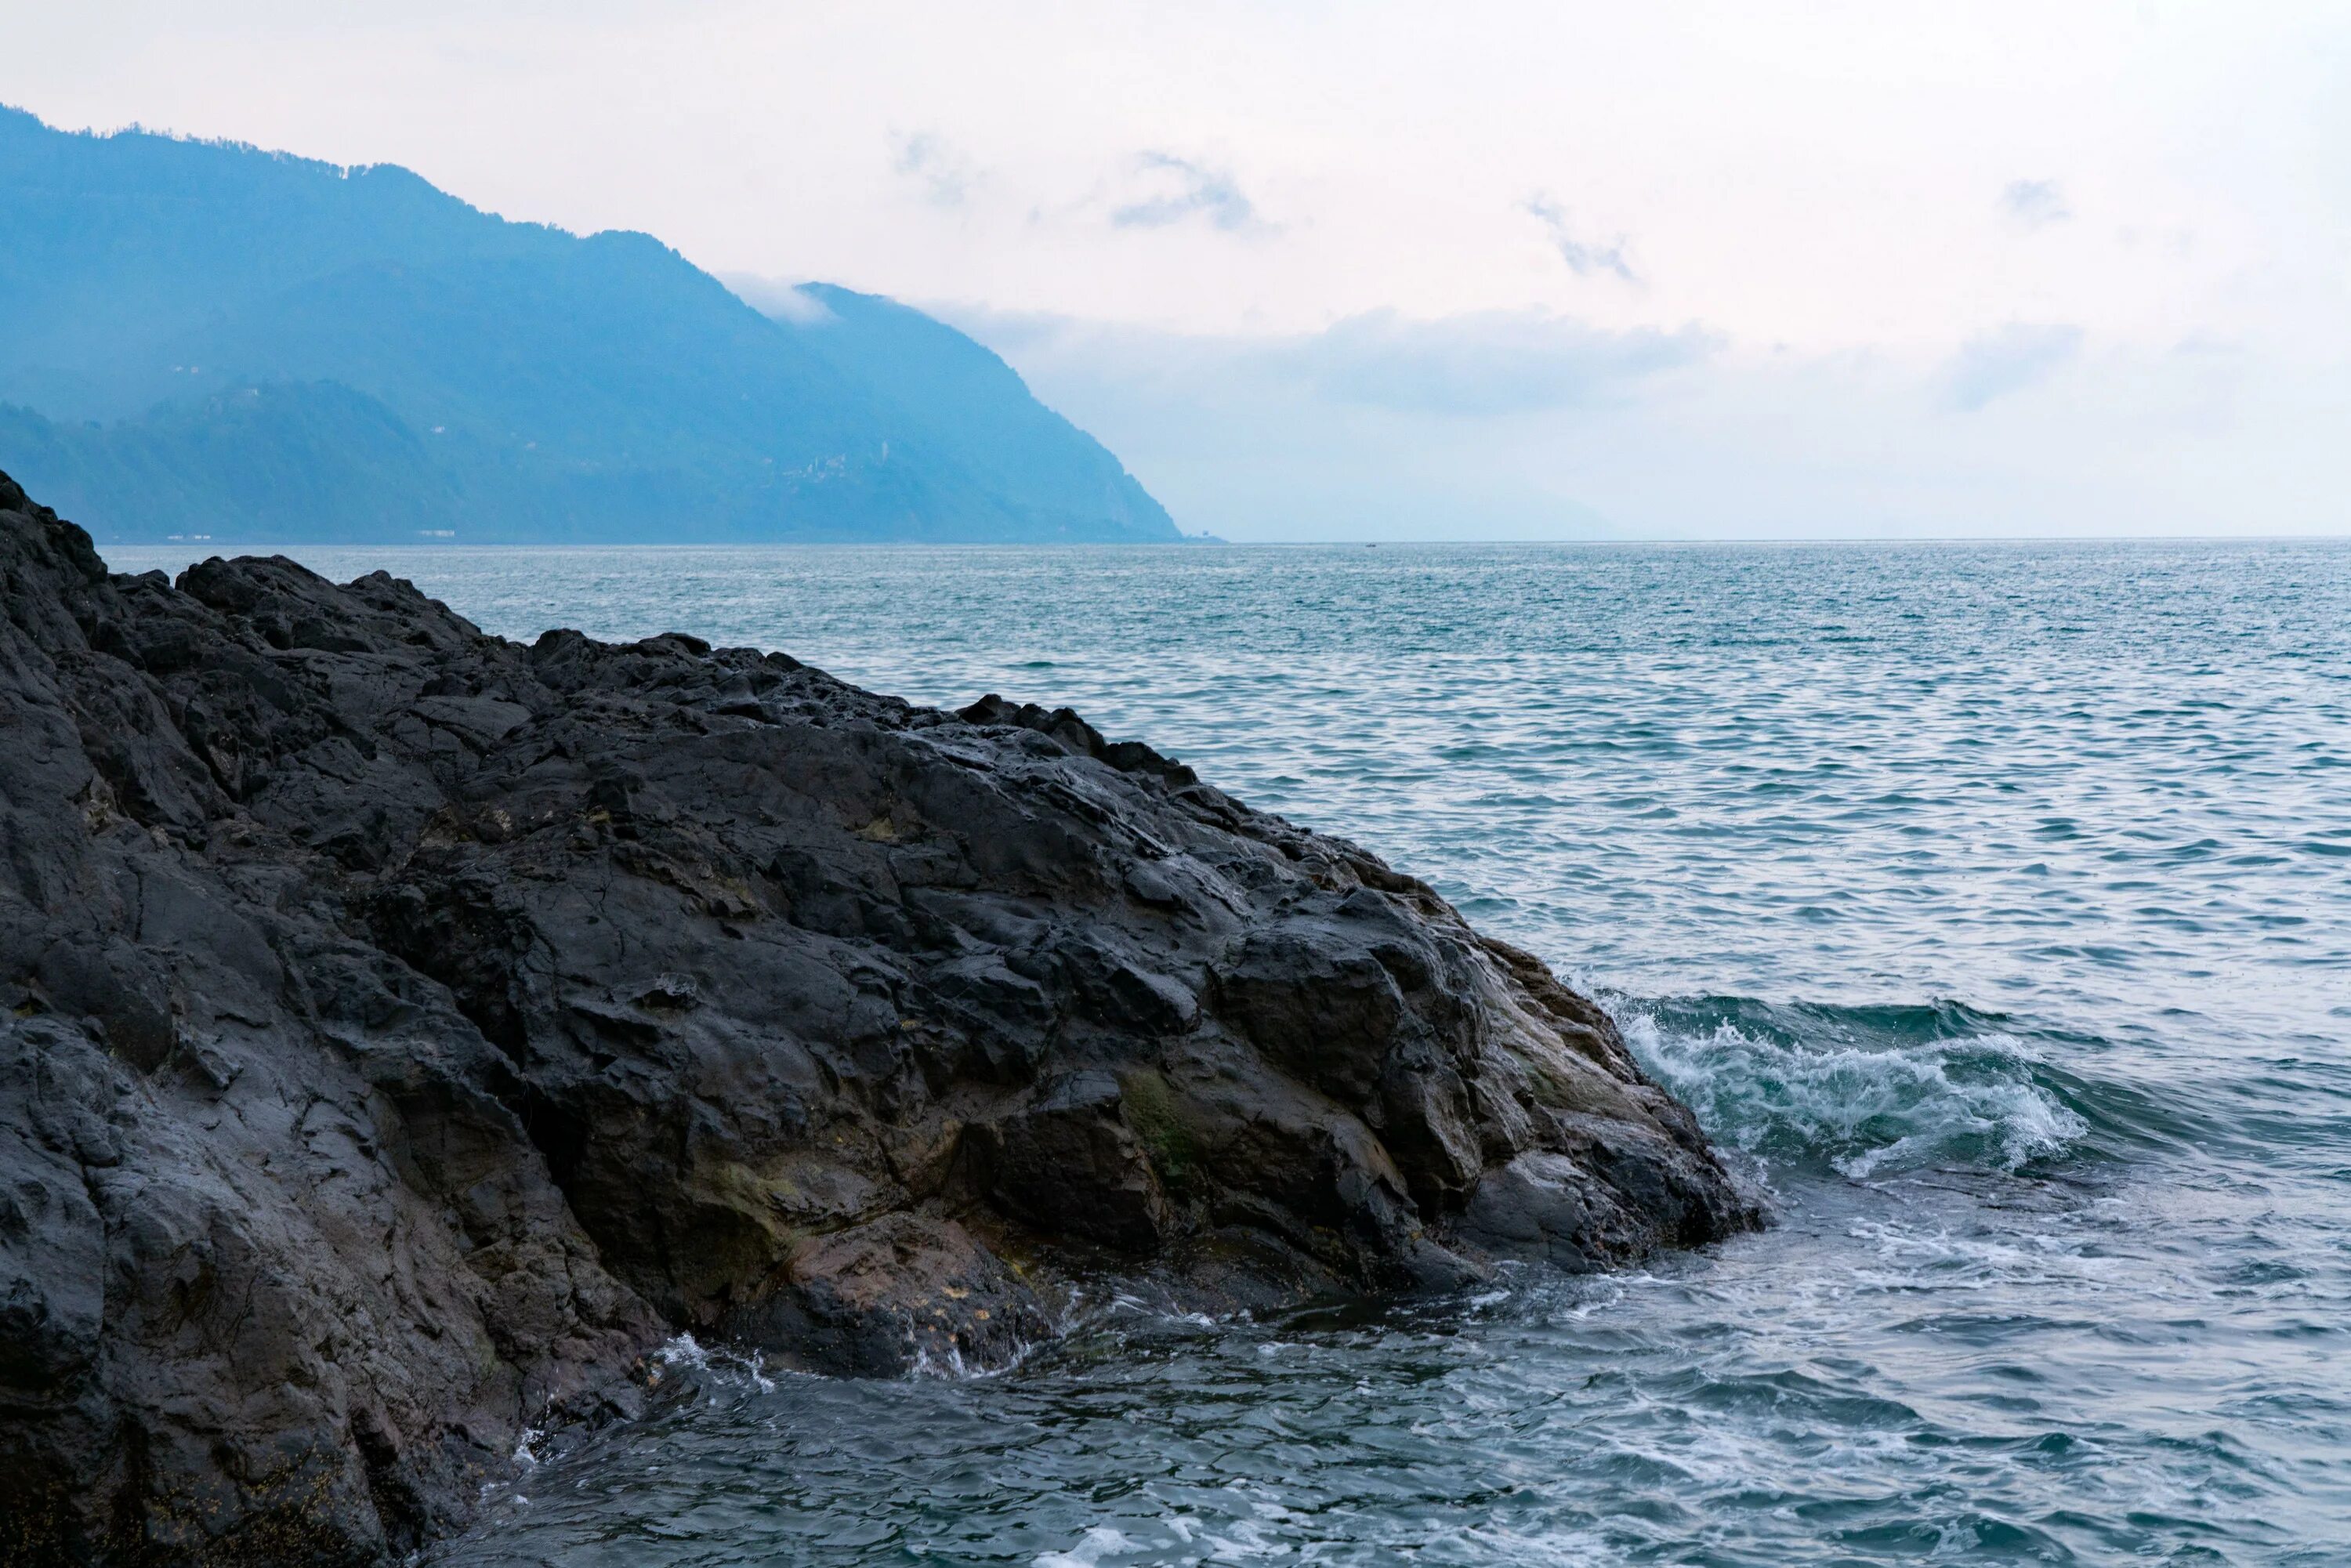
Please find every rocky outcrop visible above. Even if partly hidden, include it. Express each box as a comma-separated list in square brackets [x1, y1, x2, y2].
[0, 469, 1758, 1565]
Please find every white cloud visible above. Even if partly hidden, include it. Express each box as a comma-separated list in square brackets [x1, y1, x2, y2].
[725, 275, 835, 324]
[1284, 310, 1709, 414]
[891, 131, 976, 208]
[1942, 323, 2085, 411]
[1109, 152, 1266, 234]
[945, 306, 2346, 540]
[1999, 178, 2071, 230]
[5, 0, 2348, 535]
[1521, 194, 1636, 282]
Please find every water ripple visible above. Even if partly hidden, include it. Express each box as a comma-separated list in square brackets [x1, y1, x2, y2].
[105, 538, 2351, 1565]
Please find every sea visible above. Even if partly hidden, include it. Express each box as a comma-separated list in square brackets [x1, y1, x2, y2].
[110, 538, 2351, 1566]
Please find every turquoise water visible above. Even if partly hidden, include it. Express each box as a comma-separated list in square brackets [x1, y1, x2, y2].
[114, 540, 2351, 1564]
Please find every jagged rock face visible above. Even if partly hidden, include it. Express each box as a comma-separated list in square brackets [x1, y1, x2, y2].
[0, 470, 1758, 1565]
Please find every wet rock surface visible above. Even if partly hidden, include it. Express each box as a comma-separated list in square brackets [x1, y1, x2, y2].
[0, 470, 1759, 1564]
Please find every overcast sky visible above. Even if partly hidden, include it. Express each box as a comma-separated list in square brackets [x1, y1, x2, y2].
[9, 2, 2348, 538]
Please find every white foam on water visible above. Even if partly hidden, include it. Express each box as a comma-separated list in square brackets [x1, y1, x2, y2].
[1843, 1217, 2127, 1295]
[654, 1331, 709, 1371]
[1033, 1525, 1143, 1567]
[1621, 1013, 2087, 1177]
[653, 1331, 777, 1394]
[907, 1324, 1060, 1381]
[1456, 1522, 1632, 1566]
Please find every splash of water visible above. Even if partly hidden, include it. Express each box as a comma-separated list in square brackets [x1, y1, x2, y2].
[1620, 1003, 2088, 1178]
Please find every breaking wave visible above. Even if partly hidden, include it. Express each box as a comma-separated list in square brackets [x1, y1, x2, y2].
[1618, 997, 2091, 1178]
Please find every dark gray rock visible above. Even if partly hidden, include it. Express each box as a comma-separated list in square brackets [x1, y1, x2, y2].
[0, 469, 1759, 1564]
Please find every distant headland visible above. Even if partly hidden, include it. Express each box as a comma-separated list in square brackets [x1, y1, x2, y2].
[0, 105, 1186, 546]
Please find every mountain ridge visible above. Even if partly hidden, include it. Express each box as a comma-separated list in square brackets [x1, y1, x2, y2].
[0, 104, 1183, 544]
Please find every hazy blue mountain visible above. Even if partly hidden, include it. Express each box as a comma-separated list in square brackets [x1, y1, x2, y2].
[759, 282, 1190, 547]
[0, 104, 1182, 543]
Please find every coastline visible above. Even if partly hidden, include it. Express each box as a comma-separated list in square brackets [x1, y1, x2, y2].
[0, 472, 1751, 1564]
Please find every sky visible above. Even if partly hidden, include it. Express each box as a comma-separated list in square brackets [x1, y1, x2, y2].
[7, 1, 2348, 538]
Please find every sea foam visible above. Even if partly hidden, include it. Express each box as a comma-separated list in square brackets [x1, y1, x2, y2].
[1621, 1005, 2088, 1178]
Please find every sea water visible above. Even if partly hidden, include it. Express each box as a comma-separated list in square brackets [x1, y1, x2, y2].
[110, 538, 2351, 1565]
